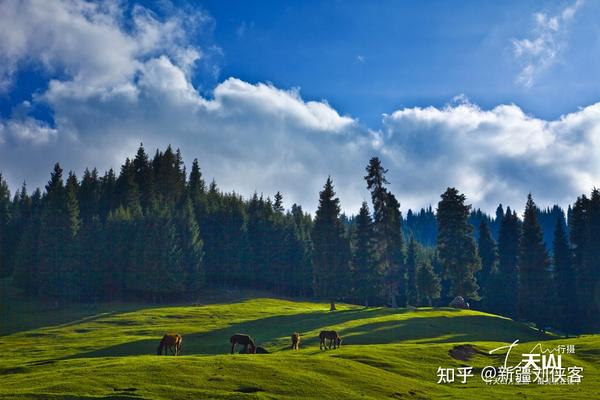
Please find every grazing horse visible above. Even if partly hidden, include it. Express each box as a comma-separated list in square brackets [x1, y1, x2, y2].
[319, 330, 342, 350]
[291, 332, 301, 350]
[230, 334, 256, 354]
[157, 334, 183, 356]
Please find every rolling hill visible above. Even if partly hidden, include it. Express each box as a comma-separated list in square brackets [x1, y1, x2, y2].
[1, 288, 598, 399]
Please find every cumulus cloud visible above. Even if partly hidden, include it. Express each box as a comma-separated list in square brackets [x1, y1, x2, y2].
[512, 0, 583, 87]
[1, 0, 600, 216]
[382, 100, 600, 212]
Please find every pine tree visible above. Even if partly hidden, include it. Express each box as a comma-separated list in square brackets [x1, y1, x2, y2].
[518, 194, 551, 330]
[98, 169, 117, 221]
[386, 191, 406, 307]
[312, 177, 351, 310]
[176, 197, 204, 298]
[478, 220, 498, 307]
[406, 236, 418, 306]
[12, 189, 42, 295]
[290, 204, 313, 297]
[364, 157, 405, 307]
[495, 207, 520, 317]
[62, 172, 82, 299]
[553, 216, 577, 335]
[586, 189, 600, 331]
[436, 188, 481, 299]
[351, 202, 380, 307]
[0, 173, 10, 278]
[493, 204, 504, 237]
[570, 194, 588, 331]
[274, 191, 284, 213]
[38, 163, 70, 298]
[133, 143, 154, 208]
[79, 168, 100, 224]
[416, 259, 441, 306]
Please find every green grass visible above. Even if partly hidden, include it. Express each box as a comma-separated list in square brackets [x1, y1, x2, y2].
[1, 287, 598, 399]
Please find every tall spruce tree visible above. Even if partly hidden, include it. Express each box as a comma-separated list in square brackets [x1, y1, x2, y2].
[553, 216, 577, 335]
[586, 189, 600, 331]
[478, 220, 498, 307]
[13, 188, 41, 295]
[518, 194, 551, 330]
[436, 188, 481, 299]
[0, 173, 10, 278]
[290, 204, 314, 297]
[406, 236, 418, 306]
[351, 202, 380, 307]
[416, 259, 441, 306]
[570, 194, 589, 331]
[312, 177, 351, 310]
[177, 196, 204, 298]
[495, 207, 520, 317]
[364, 157, 405, 307]
[570, 190, 600, 331]
[62, 172, 82, 300]
[38, 164, 71, 298]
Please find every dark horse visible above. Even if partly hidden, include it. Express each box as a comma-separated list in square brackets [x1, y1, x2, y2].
[230, 334, 256, 354]
[319, 330, 342, 350]
[291, 332, 301, 350]
[157, 333, 183, 356]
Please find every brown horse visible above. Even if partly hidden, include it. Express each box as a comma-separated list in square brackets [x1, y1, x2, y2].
[319, 330, 342, 350]
[157, 333, 183, 356]
[291, 332, 301, 350]
[230, 334, 256, 354]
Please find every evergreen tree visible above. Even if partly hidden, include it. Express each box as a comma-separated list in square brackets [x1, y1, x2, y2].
[478, 220, 498, 306]
[495, 207, 520, 317]
[274, 191, 284, 213]
[79, 168, 100, 224]
[406, 236, 418, 306]
[492, 204, 504, 238]
[0, 173, 10, 278]
[290, 204, 313, 297]
[416, 259, 441, 306]
[188, 159, 206, 199]
[436, 188, 481, 299]
[62, 172, 82, 299]
[586, 189, 600, 331]
[351, 202, 380, 307]
[38, 163, 71, 298]
[98, 168, 117, 221]
[12, 189, 42, 295]
[312, 177, 351, 310]
[570, 194, 589, 331]
[553, 216, 577, 335]
[133, 143, 154, 208]
[364, 157, 405, 307]
[115, 159, 142, 215]
[570, 190, 600, 331]
[518, 194, 551, 330]
[177, 197, 204, 299]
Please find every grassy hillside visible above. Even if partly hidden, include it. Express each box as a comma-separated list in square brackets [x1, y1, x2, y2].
[1, 288, 598, 399]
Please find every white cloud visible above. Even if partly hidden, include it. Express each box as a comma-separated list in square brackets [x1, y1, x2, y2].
[382, 100, 600, 212]
[512, 0, 583, 87]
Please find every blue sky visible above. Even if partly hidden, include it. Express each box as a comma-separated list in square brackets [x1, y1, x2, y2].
[1, 0, 600, 214]
[201, 0, 600, 125]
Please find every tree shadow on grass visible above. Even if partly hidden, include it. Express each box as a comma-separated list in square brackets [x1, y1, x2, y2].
[61, 308, 547, 360]
[339, 314, 553, 345]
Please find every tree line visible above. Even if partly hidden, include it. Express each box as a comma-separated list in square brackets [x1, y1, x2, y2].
[0, 146, 597, 334]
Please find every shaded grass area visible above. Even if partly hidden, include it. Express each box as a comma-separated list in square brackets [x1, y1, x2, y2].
[0, 286, 598, 399]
